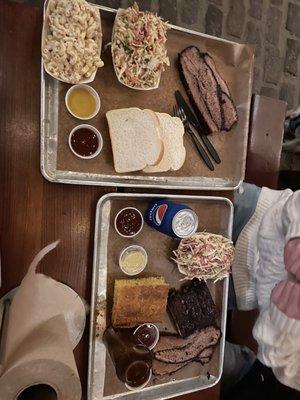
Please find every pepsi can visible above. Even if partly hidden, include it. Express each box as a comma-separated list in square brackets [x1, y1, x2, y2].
[144, 199, 198, 238]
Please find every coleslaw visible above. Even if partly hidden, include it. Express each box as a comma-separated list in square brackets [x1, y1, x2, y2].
[111, 2, 170, 89]
[172, 232, 234, 282]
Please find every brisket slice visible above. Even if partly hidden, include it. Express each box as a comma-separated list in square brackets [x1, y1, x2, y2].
[196, 346, 215, 365]
[178, 46, 238, 134]
[199, 357, 210, 365]
[152, 346, 215, 376]
[197, 346, 214, 360]
[152, 359, 188, 376]
[155, 326, 221, 364]
[153, 331, 199, 353]
[168, 279, 219, 338]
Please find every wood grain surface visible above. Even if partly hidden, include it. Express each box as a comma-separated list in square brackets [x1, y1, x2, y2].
[245, 94, 286, 190]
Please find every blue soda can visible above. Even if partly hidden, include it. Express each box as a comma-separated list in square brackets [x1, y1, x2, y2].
[144, 199, 198, 238]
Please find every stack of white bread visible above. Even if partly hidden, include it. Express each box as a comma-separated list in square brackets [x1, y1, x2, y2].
[106, 108, 186, 173]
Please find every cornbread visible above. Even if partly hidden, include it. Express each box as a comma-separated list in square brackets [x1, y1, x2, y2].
[112, 277, 169, 328]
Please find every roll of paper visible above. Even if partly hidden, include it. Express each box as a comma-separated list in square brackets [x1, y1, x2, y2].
[0, 315, 81, 399]
[0, 241, 82, 400]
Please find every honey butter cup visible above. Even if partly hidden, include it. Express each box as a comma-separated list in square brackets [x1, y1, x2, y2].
[119, 245, 148, 276]
[65, 84, 101, 120]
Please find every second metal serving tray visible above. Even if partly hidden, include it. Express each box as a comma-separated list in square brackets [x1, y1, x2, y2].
[88, 193, 233, 400]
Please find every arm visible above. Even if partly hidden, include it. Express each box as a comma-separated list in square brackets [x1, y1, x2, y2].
[253, 195, 300, 389]
[271, 191, 300, 318]
[281, 190, 300, 244]
[256, 191, 300, 310]
[271, 238, 300, 323]
[283, 238, 300, 281]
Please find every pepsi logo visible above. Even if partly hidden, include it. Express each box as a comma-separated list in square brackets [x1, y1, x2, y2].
[154, 204, 168, 225]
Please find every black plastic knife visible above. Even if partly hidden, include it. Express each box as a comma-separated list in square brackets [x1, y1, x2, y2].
[175, 90, 221, 164]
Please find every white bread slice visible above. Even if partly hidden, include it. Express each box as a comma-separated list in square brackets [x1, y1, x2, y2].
[142, 110, 164, 166]
[143, 112, 186, 173]
[106, 108, 163, 173]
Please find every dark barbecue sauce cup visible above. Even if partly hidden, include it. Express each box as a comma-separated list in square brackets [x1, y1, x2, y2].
[68, 124, 103, 159]
[133, 324, 159, 350]
[102, 327, 152, 391]
[114, 207, 144, 238]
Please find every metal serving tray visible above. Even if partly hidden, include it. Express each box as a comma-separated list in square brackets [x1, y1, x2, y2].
[88, 193, 233, 400]
[40, 4, 253, 191]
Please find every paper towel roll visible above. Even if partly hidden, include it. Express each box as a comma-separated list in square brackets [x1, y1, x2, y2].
[0, 314, 81, 399]
[1, 241, 86, 353]
[0, 241, 82, 399]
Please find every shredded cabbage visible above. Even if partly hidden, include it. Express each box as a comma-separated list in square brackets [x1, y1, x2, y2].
[172, 232, 234, 283]
[111, 2, 170, 89]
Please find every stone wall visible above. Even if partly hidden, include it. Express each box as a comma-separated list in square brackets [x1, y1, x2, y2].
[98, 0, 300, 109]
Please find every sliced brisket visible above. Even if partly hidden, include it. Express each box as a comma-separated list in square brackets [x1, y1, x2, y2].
[196, 346, 215, 365]
[154, 326, 221, 364]
[178, 46, 238, 133]
[153, 331, 199, 353]
[197, 346, 214, 360]
[168, 279, 219, 338]
[199, 356, 210, 365]
[153, 333, 218, 376]
[152, 352, 212, 377]
[152, 359, 188, 376]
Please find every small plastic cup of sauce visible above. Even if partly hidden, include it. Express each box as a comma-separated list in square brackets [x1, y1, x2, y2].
[119, 245, 148, 276]
[114, 207, 144, 238]
[125, 367, 152, 391]
[65, 84, 100, 120]
[68, 124, 103, 159]
[133, 323, 160, 350]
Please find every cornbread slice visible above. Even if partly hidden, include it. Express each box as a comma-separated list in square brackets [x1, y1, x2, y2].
[112, 277, 169, 328]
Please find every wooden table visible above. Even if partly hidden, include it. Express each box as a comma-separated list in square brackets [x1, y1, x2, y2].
[0, 2, 284, 399]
